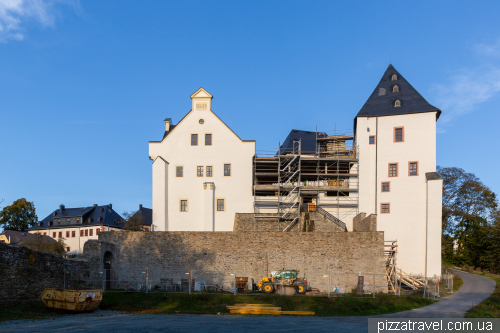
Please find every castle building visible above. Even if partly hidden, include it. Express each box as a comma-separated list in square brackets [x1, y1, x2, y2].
[149, 65, 442, 276]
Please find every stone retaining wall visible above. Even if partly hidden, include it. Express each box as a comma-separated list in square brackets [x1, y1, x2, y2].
[0, 242, 93, 306]
[92, 231, 387, 293]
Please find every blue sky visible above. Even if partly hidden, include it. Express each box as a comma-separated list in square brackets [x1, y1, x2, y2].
[1, 0, 500, 222]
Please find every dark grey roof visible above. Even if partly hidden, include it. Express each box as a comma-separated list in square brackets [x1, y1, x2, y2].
[278, 130, 327, 154]
[426, 172, 443, 181]
[1, 230, 56, 245]
[356, 64, 441, 119]
[162, 124, 176, 139]
[29, 204, 125, 230]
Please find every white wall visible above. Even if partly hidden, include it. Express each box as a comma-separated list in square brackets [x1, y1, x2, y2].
[149, 89, 255, 231]
[356, 112, 440, 276]
[29, 225, 121, 253]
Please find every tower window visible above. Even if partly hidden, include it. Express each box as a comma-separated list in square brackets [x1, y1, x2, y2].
[176, 166, 183, 177]
[224, 164, 231, 176]
[394, 99, 401, 107]
[409, 162, 418, 176]
[389, 163, 398, 177]
[391, 73, 398, 81]
[191, 134, 198, 146]
[205, 134, 212, 145]
[369, 136, 375, 145]
[394, 127, 404, 142]
[180, 200, 188, 212]
[393, 85, 399, 92]
[217, 199, 225, 212]
[381, 203, 390, 213]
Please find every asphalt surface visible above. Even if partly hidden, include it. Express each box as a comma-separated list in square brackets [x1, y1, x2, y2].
[1, 269, 495, 333]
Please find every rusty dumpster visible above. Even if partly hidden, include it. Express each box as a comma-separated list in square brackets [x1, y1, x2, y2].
[40, 288, 103, 312]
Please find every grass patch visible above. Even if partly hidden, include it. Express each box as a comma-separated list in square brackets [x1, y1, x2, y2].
[100, 291, 436, 317]
[465, 272, 500, 318]
[0, 301, 67, 323]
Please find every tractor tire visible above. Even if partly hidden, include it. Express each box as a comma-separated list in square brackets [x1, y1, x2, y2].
[296, 284, 307, 295]
[262, 283, 274, 294]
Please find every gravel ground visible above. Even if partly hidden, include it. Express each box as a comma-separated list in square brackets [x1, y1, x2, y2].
[1, 269, 494, 333]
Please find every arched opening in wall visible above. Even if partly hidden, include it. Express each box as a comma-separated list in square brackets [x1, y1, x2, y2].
[104, 251, 113, 290]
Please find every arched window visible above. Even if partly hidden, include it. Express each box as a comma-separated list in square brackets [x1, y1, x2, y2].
[394, 99, 401, 107]
[393, 85, 399, 93]
[391, 73, 398, 81]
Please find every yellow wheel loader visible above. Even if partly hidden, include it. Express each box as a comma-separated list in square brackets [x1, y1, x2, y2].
[256, 269, 309, 295]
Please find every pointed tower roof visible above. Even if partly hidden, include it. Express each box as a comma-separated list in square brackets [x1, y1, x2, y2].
[356, 64, 441, 119]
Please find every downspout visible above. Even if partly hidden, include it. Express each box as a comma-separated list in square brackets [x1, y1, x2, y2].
[425, 180, 429, 279]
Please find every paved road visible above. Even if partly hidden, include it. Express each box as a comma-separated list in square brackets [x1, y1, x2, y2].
[2, 269, 495, 333]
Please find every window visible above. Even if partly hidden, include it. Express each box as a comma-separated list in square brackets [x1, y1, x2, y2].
[67, 219, 70, 224]
[76, 218, 80, 224]
[217, 199, 225, 212]
[180, 200, 188, 212]
[191, 134, 198, 146]
[89, 229, 93, 236]
[80, 230, 83, 237]
[393, 85, 399, 93]
[43, 232, 46, 236]
[199, 119, 204, 124]
[382, 182, 390, 192]
[394, 99, 401, 107]
[197, 166, 204, 177]
[66, 231, 70, 238]
[53, 232, 56, 238]
[66, 247, 70, 252]
[391, 73, 398, 81]
[206, 166, 213, 177]
[389, 163, 398, 177]
[409, 162, 418, 176]
[381, 203, 390, 214]
[72, 231, 75, 238]
[176, 166, 183, 177]
[224, 164, 231, 176]
[394, 127, 404, 142]
[58, 232, 62, 238]
[369, 135, 375, 145]
[205, 134, 212, 145]
[96, 228, 100, 234]
[85, 229, 88, 237]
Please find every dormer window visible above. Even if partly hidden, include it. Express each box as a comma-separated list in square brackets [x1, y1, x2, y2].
[394, 99, 401, 107]
[392, 85, 399, 93]
[391, 73, 398, 81]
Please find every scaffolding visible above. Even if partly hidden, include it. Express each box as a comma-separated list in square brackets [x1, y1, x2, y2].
[253, 128, 359, 232]
[278, 139, 301, 231]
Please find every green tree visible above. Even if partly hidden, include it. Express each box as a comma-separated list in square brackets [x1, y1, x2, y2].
[122, 210, 145, 231]
[0, 198, 38, 232]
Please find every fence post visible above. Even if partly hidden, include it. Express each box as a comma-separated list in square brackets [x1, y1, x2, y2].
[373, 274, 375, 298]
[103, 271, 106, 292]
[189, 270, 192, 295]
[234, 275, 237, 295]
[146, 268, 149, 293]
[328, 275, 331, 298]
[63, 268, 66, 290]
[437, 277, 440, 297]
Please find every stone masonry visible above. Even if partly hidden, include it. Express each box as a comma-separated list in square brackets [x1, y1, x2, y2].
[0, 242, 93, 306]
[353, 213, 377, 232]
[90, 231, 387, 293]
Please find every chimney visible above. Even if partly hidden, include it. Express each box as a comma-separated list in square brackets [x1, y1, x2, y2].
[139, 204, 143, 211]
[59, 204, 65, 213]
[164, 118, 172, 132]
[93, 204, 97, 207]
[108, 203, 112, 209]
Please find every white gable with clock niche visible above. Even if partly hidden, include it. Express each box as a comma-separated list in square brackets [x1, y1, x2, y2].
[149, 88, 255, 231]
